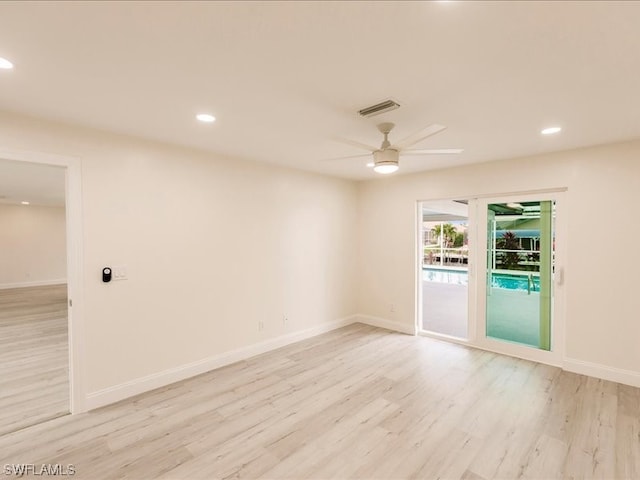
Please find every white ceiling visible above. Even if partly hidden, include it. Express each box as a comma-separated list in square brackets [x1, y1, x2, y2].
[0, 1, 639, 180]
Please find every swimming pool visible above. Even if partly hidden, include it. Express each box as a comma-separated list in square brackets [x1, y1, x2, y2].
[423, 268, 540, 292]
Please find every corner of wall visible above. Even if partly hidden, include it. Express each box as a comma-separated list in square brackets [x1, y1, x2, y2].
[355, 314, 416, 335]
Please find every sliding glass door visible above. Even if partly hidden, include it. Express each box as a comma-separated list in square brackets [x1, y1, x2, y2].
[477, 192, 564, 362]
[417, 192, 565, 363]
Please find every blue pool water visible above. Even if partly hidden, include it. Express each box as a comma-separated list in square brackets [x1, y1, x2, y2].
[423, 268, 540, 292]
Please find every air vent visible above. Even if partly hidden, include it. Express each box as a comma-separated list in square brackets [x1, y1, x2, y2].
[358, 99, 400, 118]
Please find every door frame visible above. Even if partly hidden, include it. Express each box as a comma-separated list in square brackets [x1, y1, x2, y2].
[474, 191, 566, 366]
[416, 188, 567, 368]
[0, 148, 86, 413]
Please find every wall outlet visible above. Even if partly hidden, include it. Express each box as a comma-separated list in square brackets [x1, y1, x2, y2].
[390, 303, 395, 313]
[258, 320, 264, 331]
[283, 315, 288, 325]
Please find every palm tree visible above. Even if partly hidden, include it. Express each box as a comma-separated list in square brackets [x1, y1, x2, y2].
[431, 223, 457, 248]
[497, 231, 521, 269]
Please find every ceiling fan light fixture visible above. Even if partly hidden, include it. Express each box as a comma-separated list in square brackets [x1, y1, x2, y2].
[373, 162, 399, 174]
[330, 122, 461, 174]
[373, 148, 400, 174]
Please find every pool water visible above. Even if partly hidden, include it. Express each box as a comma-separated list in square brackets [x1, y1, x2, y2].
[423, 268, 468, 286]
[423, 268, 540, 292]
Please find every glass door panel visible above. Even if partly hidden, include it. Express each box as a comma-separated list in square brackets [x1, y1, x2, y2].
[420, 200, 469, 339]
[485, 200, 555, 350]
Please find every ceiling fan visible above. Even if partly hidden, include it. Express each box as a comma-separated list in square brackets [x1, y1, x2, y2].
[332, 123, 463, 174]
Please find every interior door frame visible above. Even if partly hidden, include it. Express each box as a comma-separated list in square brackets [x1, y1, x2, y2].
[473, 190, 567, 366]
[0, 148, 86, 413]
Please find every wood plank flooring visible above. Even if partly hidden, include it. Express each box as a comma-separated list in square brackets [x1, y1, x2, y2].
[1, 322, 639, 479]
[0, 284, 69, 436]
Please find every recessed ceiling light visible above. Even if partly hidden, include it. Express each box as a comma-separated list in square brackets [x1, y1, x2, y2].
[21, 201, 30, 205]
[366, 162, 374, 168]
[196, 113, 216, 123]
[0, 57, 13, 70]
[541, 126, 562, 135]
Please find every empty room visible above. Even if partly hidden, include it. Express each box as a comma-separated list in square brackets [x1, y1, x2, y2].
[0, 160, 69, 436]
[0, 1, 639, 479]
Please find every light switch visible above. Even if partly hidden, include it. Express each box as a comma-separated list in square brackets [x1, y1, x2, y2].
[113, 265, 128, 280]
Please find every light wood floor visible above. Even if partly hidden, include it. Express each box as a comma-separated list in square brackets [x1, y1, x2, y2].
[0, 284, 69, 436]
[1, 323, 639, 479]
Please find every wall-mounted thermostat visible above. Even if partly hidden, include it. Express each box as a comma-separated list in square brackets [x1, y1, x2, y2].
[102, 267, 112, 283]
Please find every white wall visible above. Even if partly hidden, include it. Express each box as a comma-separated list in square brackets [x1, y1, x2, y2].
[0, 111, 358, 400]
[0, 204, 66, 288]
[357, 140, 640, 384]
[2, 106, 639, 404]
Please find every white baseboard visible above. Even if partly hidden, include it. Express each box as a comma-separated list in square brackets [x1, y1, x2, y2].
[563, 357, 640, 389]
[85, 315, 358, 411]
[0, 279, 67, 290]
[83, 315, 640, 411]
[356, 314, 416, 335]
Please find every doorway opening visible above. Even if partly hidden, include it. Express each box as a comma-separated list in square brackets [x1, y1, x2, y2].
[419, 199, 470, 339]
[417, 191, 565, 364]
[0, 158, 71, 434]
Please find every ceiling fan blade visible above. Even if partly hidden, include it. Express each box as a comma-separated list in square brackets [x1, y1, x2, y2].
[401, 148, 464, 156]
[321, 153, 371, 161]
[394, 124, 447, 150]
[333, 137, 378, 152]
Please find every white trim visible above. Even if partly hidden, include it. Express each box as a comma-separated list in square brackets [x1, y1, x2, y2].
[356, 314, 416, 335]
[418, 329, 560, 367]
[0, 279, 67, 290]
[416, 187, 568, 204]
[417, 331, 640, 387]
[470, 337, 563, 368]
[418, 328, 640, 388]
[65, 156, 86, 413]
[0, 148, 86, 414]
[417, 329, 471, 348]
[467, 199, 479, 342]
[414, 202, 425, 338]
[563, 358, 640, 389]
[85, 315, 358, 411]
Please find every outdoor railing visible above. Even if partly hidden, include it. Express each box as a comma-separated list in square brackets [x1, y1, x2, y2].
[492, 248, 545, 272]
[423, 246, 468, 267]
[424, 247, 549, 272]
